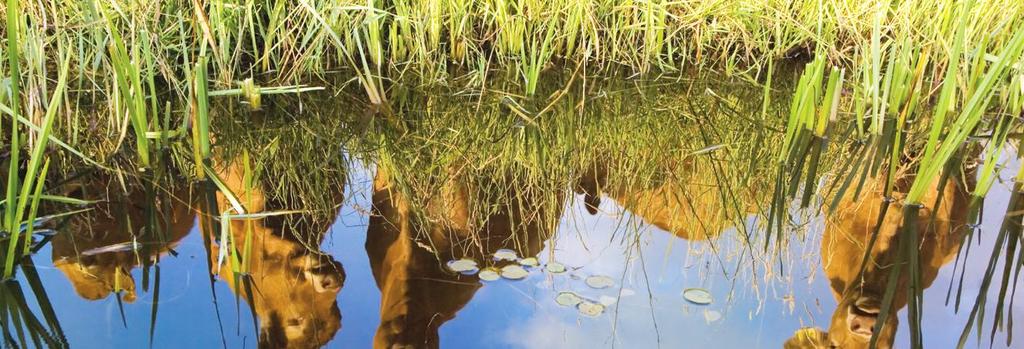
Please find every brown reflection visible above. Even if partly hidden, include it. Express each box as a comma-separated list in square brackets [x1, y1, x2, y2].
[200, 160, 345, 348]
[576, 162, 737, 240]
[366, 168, 560, 349]
[786, 174, 971, 349]
[50, 160, 345, 348]
[51, 174, 193, 303]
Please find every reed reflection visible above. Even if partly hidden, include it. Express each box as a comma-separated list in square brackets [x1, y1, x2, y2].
[52, 173, 193, 303]
[366, 167, 563, 349]
[575, 160, 747, 241]
[198, 159, 345, 348]
[50, 159, 346, 348]
[786, 171, 972, 349]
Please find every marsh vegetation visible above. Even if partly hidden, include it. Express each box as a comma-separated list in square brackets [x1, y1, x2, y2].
[2, 0, 1024, 348]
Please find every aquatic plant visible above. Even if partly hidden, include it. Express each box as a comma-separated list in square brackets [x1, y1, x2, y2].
[2, 1, 1024, 347]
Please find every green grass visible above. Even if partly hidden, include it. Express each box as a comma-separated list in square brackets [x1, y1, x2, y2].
[3, 0, 1022, 109]
[1, 0, 77, 279]
[2, 0, 1021, 177]
[1, 1, 1024, 348]
[770, 1, 1024, 346]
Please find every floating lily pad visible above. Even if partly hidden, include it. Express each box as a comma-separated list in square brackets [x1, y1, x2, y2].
[446, 259, 479, 275]
[555, 292, 583, 306]
[478, 267, 500, 281]
[577, 301, 605, 317]
[519, 257, 539, 267]
[545, 262, 567, 274]
[493, 249, 518, 261]
[500, 265, 529, 280]
[683, 288, 713, 305]
[703, 309, 722, 323]
[585, 275, 614, 289]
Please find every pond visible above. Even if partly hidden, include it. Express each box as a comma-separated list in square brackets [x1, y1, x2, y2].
[2, 72, 1021, 349]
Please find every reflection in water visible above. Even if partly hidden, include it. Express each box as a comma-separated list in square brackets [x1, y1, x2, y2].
[201, 160, 345, 348]
[7, 75, 1021, 348]
[47, 159, 346, 348]
[365, 140, 760, 348]
[366, 167, 561, 348]
[52, 174, 193, 303]
[576, 159, 749, 241]
[786, 171, 972, 348]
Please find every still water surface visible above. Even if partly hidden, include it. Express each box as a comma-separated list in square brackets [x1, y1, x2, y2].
[6, 77, 1022, 348]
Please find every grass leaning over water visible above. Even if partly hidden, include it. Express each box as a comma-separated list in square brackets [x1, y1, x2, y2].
[768, 1, 1024, 346]
[1, 0, 1022, 110]
[1, 0, 1024, 348]
[2, 0, 1023, 179]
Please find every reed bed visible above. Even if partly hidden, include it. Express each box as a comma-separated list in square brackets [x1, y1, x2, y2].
[770, 1, 1024, 347]
[3, 0, 1023, 171]
[3, 0, 1023, 106]
[2, 1, 1024, 348]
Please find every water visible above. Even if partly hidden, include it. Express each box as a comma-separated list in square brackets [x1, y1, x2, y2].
[3, 75, 1022, 348]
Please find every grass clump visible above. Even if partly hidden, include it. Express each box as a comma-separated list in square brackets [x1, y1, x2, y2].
[4, 0, 1023, 109]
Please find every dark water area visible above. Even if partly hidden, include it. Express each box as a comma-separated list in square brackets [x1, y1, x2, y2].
[3, 74, 1022, 348]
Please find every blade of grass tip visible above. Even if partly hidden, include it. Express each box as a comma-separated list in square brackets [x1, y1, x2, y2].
[785, 130, 812, 199]
[989, 227, 1019, 345]
[827, 142, 868, 214]
[935, 152, 968, 304]
[115, 291, 127, 328]
[148, 265, 160, 348]
[957, 186, 1023, 348]
[217, 210, 232, 274]
[992, 169, 1024, 342]
[870, 224, 909, 349]
[6, 295, 45, 348]
[855, 197, 893, 287]
[22, 158, 50, 255]
[800, 137, 822, 208]
[4, 52, 70, 279]
[6, 289, 28, 348]
[196, 186, 230, 348]
[850, 139, 875, 200]
[975, 117, 1014, 198]
[4, 0, 22, 261]
[241, 151, 253, 275]
[0, 286, 9, 345]
[195, 55, 211, 160]
[233, 270, 241, 333]
[6, 281, 49, 348]
[202, 162, 245, 214]
[141, 30, 160, 150]
[931, 147, 966, 231]
[0, 195, 96, 207]
[904, 204, 924, 348]
[1006, 244, 1024, 347]
[17, 208, 95, 232]
[946, 199, 979, 310]
[886, 123, 906, 199]
[241, 275, 259, 338]
[161, 101, 172, 149]
[19, 257, 66, 346]
[760, 58, 774, 121]
[764, 167, 785, 251]
[876, 120, 898, 197]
